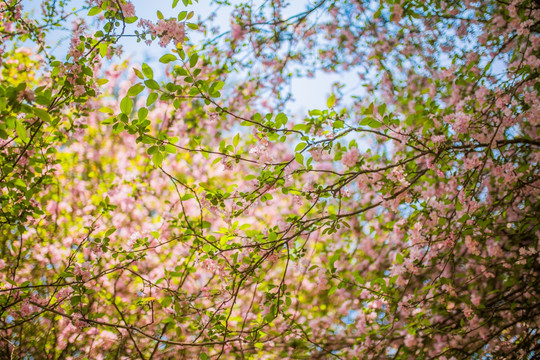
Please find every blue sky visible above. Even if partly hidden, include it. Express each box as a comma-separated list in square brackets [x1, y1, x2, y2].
[21, 0, 360, 113]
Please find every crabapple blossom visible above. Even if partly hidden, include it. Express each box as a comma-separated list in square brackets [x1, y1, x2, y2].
[0, 0, 538, 359]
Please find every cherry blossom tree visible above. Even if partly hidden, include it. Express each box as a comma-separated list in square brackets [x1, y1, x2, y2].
[0, 0, 539, 359]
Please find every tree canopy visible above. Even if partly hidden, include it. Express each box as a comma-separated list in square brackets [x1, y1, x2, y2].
[0, 0, 539, 359]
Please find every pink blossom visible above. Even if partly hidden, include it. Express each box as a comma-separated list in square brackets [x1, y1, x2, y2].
[57, 287, 72, 300]
[309, 147, 323, 161]
[392, 5, 403, 23]
[73, 85, 85, 97]
[127, 231, 142, 249]
[452, 112, 471, 134]
[73, 263, 92, 282]
[207, 112, 220, 123]
[432, 135, 446, 144]
[71, 313, 87, 330]
[404, 333, 416, 347]
[231, 23, 245, 41]
[142, 19, 185, 47]
[119, 1, 135, 18]
[471, 293, 481, 307]
[19, 299, 34, 317]
[249, 143, 273, 164]
[342, 147, 360, 167]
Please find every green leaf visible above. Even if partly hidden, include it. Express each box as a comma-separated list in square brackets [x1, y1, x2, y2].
[147, 92, 158, 106]
[396, 253, 404, 264]
[138, 107, 148, 120]
[200, 353, 208, 360]
[220, 236, 229, 247]
[33, 108, 50, 123]
[295, 153, 304, 166]
[145, 79, 160, 90]
[161, 296, 172, 308]
[295, 142, 306, 152]
[159, 54, 177, 63]
[181, 193, 194, 201]
[101, 116, 116, 125]
[367, 102, 374, 114]
[327, 93, 336, 108]
[152, 152, 164, 167]
[178, 48, 186, 60]
[98, 42, 108, 58]
[70, 295, 81, 306]
[173, 0, 179, 8]
[13, 178, 26, 188]
[112, 122, 124, 134]
[187, 23, 198, 30]
[189, 53, 199, 68]
[16, 120, 28, 142]
[275, 113, 287, 127]
[164, 144, 177, 153]
[133, 68, 144, 79]
[373, 277, 386, 289]
[120, 97, 133, 115]
[233, 133, 240, 147]
[212, 81, 225, 91]
[127, 84, 145, 97]
[360, 117, 382, 128]
[333, 120, 344, 129]
[88, 7, 101, 16]
[142, 63, 153, 79]
[378, 103, 386, 116]
[124, 16, 138, 24]
[147, 146, 158, 155]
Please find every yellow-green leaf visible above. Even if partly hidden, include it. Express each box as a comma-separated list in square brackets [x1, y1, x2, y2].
[327, 93, 336, 108]
[16, 120, 28, 142]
